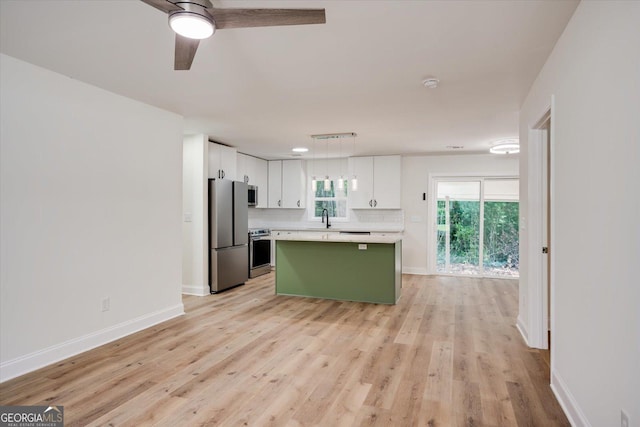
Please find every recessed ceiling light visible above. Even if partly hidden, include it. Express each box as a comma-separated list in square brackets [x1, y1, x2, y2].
[490, 139, 520, 154]
[422, 78, 439, 89]
[292, 147, 309, 153]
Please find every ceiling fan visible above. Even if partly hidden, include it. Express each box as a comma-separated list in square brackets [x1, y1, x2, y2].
[140, 0, 326, 70]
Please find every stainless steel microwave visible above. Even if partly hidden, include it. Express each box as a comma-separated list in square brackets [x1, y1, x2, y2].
[247, 185, 258, 206]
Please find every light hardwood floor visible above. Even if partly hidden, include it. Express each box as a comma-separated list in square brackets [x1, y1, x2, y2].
[0, 273, 569, 426]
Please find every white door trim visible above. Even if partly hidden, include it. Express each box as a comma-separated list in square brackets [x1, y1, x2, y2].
[526, 96, 556, 350]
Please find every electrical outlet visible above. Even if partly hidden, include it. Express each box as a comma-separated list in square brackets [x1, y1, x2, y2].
[101, 297, 110, 312]
[621, 410, 629, 427]
[358, 244, 367, 250]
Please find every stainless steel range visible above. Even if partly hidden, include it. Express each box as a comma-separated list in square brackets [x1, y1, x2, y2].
[249, 228, 271, 278]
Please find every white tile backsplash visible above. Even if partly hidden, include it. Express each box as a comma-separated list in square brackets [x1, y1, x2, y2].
[248, 208, 404, 232]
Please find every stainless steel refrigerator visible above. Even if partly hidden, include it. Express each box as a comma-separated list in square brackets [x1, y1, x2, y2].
[209, 179, 249, 293]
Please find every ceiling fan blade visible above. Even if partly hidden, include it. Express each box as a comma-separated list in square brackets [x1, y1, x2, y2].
[140, 0, 183, 14]
[175, 34, 200, 70]
[209, 8, 326, 30]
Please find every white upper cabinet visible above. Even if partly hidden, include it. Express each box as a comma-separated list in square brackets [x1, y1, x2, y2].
[348, 155, 401, 209]
[252, 158, 268, 208]
[238, 154, 269, 208]
[208, 142, 236, 180]
[348, 156, 374, 208]
[282, 160, 306, 208]
[236, 153, 249, 183]
[268, 160, 306, 208]
[268, 161, 283, 208]
[237, 154, 266, 184]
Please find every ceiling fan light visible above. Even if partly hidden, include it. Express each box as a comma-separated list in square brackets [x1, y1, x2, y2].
[169, 13, 214, 39]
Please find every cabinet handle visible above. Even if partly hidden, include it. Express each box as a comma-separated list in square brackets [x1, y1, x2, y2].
[374, 200, 378, 207]
[278, 200, 281, 207]
[218, 170, 221, 179]
[297, 200, 300, 207]
[245, 175, 249, 184]
[369, 200, 372, 207]
[222, 170, 225, 179]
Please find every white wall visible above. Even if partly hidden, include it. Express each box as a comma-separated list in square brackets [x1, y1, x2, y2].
[401, 154, 519, 274]
[182, 134, 209, 296]
[0, 54, 185, 381]
[519, 2, 640, 426]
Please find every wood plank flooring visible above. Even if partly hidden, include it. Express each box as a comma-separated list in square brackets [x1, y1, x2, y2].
[0, 274, 569, 426]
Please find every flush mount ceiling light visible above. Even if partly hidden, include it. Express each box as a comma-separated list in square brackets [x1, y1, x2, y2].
[292, 147, 309, 153]
[168, 3, 215, 39]
[422, 78, 439, 89]
[490, 140, 520, 154]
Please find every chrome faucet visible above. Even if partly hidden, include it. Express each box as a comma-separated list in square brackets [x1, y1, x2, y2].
[321, 208, 331, 229]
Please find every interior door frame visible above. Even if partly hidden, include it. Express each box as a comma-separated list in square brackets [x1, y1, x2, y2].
[427, 173, 519, 276]
[525, 97, 556, 351]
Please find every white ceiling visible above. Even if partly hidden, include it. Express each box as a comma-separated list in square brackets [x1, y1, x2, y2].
[0, 0, 578, 160]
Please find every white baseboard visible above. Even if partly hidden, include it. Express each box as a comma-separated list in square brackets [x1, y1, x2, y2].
[551, 370, 590, 427]
[516, 315, 530, 346]
[0, 303, 184, 383]
[402, 267, 429, 275]
[182, 284, 210, 296]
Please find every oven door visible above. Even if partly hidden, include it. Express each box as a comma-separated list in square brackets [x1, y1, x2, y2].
[249, 237, 271, 278]
[251, 238, 271, 269]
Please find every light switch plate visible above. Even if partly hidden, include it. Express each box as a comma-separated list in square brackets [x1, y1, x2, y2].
[358, 244, 367, 250]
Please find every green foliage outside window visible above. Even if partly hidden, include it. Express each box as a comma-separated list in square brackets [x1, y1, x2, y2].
[314, 180, 348, 218]
[437, 200, 519, 274]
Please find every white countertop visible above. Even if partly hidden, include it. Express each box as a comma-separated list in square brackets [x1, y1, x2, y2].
[270, 226, 404, 233]
[272, 232, 401, 244]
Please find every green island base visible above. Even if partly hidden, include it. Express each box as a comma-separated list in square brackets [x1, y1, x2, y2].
[275, 239, 402, 304]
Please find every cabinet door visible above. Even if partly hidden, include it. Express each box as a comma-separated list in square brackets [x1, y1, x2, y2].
[268, 160, 282, 208]
[254, 158, 269, 208]
[282, 160, 306, 208]
[209, 143, 237, 180]
[236, 153, 249, 183]
[219, 145, 237, 180]
[348, 157, 374, 208]
[372, 155, 401, 208]
[208, 142, 221, 179]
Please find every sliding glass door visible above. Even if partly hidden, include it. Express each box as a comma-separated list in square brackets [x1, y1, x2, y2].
[436, 181, 481, 274]
[435, 177, 519, 277]
[483, 179, 519, 277]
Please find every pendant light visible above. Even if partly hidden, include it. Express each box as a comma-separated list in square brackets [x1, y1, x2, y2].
[323, 138, 331, 191]
[337, 136, 344, 190]
[311, 137, 317, 191]
[351, 134, 358, 191]
[310, 133, 358, 192]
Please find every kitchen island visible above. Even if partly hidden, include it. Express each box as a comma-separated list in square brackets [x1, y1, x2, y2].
[274, 233, 402, 304]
